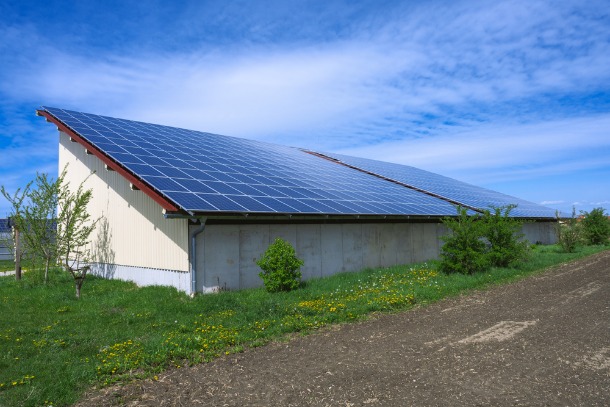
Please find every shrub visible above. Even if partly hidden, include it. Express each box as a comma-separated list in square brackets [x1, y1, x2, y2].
[256, 238, 304, 292]
[481, 205, 530, 267]
[580, 207, 610, 245]
[555, 208, 581, 253]
[440, 206, 488, 274]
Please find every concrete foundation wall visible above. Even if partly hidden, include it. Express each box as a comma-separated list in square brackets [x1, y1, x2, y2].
[522, 221, 557, 244]
[194, 222, 446, 291]
[193, 220, 556, 292]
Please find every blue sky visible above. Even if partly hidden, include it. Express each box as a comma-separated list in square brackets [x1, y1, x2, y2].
[1, 0, 608, 217]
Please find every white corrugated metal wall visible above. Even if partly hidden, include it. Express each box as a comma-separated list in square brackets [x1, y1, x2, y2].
[59, 132, 190, 276]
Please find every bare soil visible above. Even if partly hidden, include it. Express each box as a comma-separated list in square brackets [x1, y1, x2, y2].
[77, 251, 610, 406]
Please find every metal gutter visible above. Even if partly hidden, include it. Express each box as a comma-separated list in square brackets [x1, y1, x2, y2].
[37, 109, 179, 212]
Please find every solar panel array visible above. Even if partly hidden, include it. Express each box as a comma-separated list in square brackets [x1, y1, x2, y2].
[43, 107, 461, 216]
[320, 153, 557, 218]
[0, 219, 10, 233]
[42, 107, 555, 218]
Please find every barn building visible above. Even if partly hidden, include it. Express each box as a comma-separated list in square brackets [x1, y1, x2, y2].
[38, 107, 557, 294]
[0, 219, 12, 261]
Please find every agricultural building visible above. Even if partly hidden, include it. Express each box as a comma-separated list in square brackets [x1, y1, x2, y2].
[0, 219, 12, 261]
[38, 107, 557, 294]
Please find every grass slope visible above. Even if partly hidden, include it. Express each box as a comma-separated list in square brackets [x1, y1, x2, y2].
[0, 245, 607, 406]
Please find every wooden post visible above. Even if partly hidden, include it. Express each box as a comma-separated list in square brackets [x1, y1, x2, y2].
[14, 225, 21, 281]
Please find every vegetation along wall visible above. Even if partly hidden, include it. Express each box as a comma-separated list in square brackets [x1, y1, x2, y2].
[193, 220, 556, 292]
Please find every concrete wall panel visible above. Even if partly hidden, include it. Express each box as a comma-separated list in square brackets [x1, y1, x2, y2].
[239, 225, 270, 288]
[320, 224, 343, 277]
[395, 224, 413, 265]
[380, 224, 398, 267]
[362, 224, 381, 269]
[425, 224, 441, 261]
[203, 225, 239, 290]
[297, 224, 322, 280]
[269, 224, 297, 247]
[341, 224, 363, 272]
[410, 224, 427, 263]
[522, 222, 557, 244]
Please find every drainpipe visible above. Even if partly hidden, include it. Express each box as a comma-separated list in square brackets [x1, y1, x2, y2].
[189, 217, 207, 296]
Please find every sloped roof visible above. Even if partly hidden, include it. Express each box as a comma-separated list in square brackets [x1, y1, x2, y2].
[38, 107, 556, 219]
[0, 219, 10, 233]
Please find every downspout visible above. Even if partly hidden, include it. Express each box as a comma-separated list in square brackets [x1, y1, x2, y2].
[189, 217, 207, 296]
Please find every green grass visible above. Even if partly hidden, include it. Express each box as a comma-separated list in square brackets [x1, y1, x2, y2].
[0, 259, 36, 273]
[0, 260, 16, 272]
[0, 244, 607, 406]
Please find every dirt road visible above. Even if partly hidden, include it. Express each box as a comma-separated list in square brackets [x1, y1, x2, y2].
[79, 251, 610, 406]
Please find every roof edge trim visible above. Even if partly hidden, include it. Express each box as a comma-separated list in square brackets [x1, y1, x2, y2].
[37, 109, 180, 212]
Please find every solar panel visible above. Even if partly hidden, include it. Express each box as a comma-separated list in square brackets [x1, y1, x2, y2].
[317, 152, 557, 218]
[0, 219, 10, 233]
[41, 107, 553, 218]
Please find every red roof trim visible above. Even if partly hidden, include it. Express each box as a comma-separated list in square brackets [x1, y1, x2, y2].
[38, 110, 179, 212]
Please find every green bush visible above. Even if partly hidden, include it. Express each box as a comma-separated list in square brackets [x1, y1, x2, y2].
[555, 208, 582, 253]
[580, 207, 610, 245]
[440, 204, 532, 273]
[482, 205, 530, 267]
[440, 206, 488, 274]
[256, 238, 304, 292]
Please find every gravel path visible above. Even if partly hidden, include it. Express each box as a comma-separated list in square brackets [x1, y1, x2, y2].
[77, 251, 610, 406]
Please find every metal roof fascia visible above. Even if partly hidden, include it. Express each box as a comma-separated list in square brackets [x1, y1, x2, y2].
[37, 109, 180, 213]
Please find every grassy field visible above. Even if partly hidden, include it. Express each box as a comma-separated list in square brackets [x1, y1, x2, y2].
[0, 259, 16, 273]
[0, 244, 607, 406]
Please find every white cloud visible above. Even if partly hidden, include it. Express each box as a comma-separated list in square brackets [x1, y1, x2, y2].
[337, 114, 610, 184]
[2, 0, 608, 148]
[1, 0, 609, 215]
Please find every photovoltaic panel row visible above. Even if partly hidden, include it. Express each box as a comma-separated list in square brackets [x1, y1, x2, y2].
[318, 152, 556, 218]
[42, 107, 459, 216]
[0, 219, 10, 233]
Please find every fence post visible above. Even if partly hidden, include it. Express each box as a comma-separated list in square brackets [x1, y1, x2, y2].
[13, 225, 21, 281]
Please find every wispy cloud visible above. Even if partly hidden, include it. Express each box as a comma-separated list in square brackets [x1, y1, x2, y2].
[0, 0, 608, 215]
[2, 0, 608, 143]
[338, 114, 610, 183]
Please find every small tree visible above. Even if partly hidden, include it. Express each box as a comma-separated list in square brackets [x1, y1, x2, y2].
[22, 171, 66, 283]
[555, 207, 581, 253]
[256, 238, 304, 292]
[580, 207, 610, 245]
[2, 166, 97, 297]
[1, 183, 32, 280]
[56, 178, 97, 299]
[440, 206, 488, 274]
[481, 205, 529, 267]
